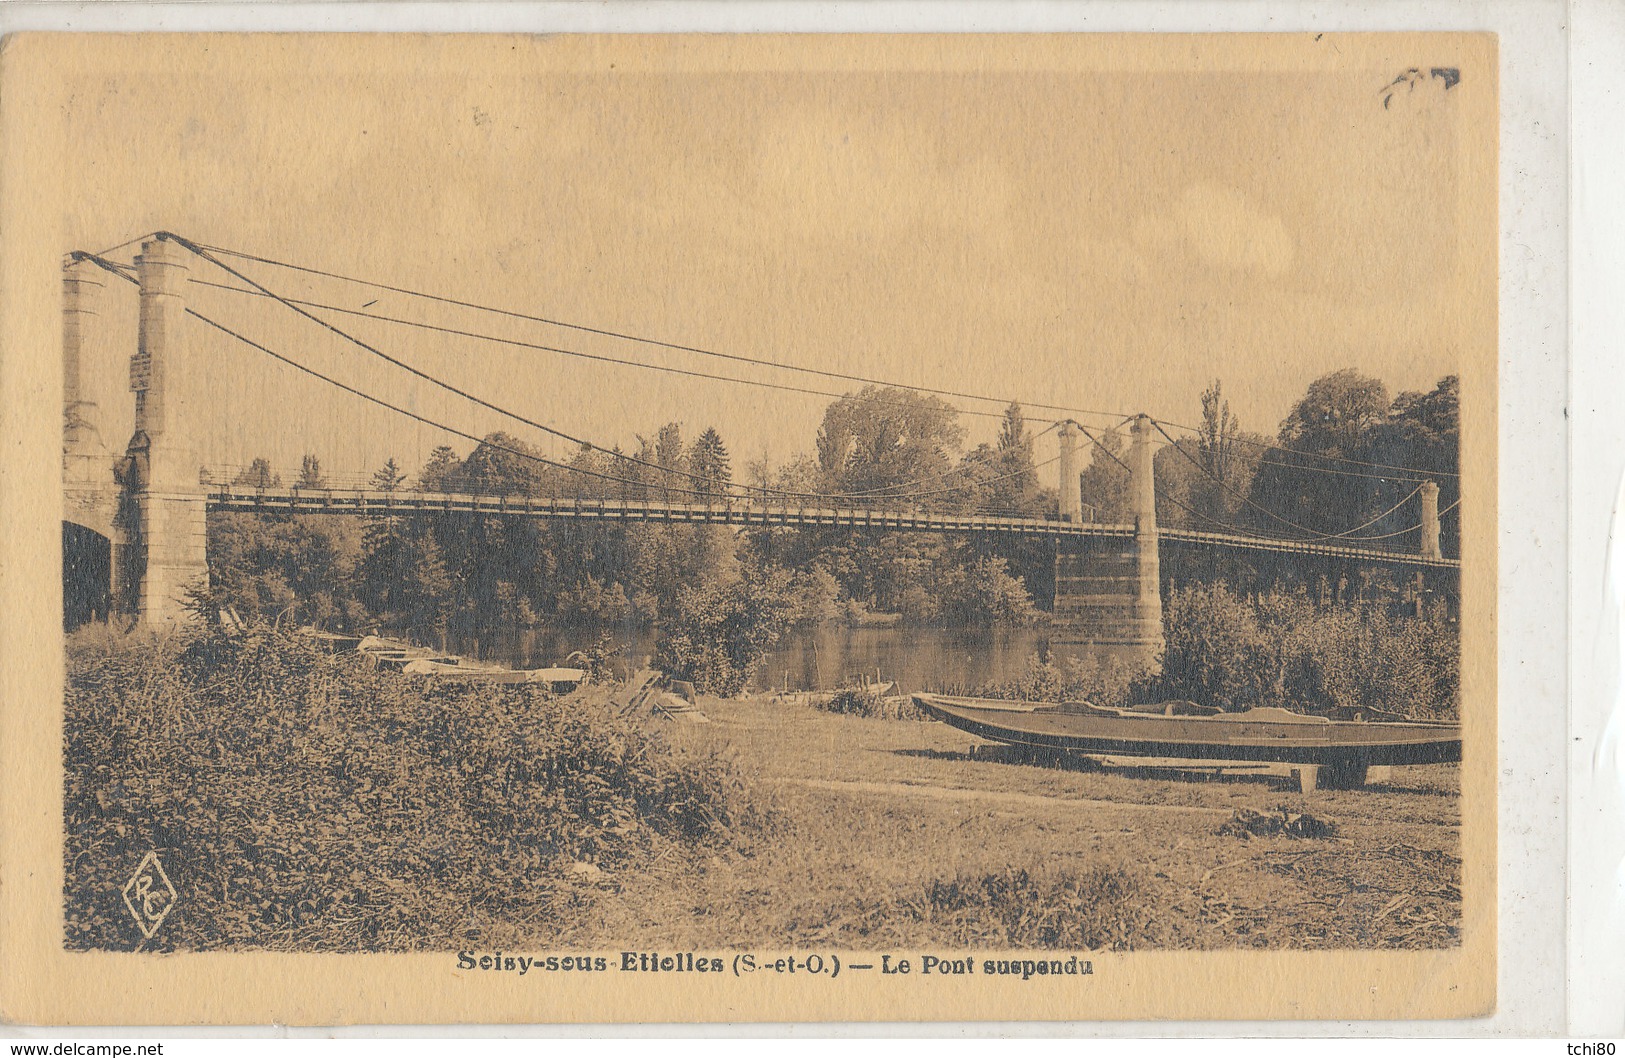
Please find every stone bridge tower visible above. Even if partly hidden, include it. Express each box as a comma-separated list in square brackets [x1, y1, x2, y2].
[122, 236, 211, 623]
[62, 257, 121, 626]
[1051, 414, 1165, 673]
[63, 238, 212, 626]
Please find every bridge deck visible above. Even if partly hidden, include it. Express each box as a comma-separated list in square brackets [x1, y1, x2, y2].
[205, 486, 1461, 570]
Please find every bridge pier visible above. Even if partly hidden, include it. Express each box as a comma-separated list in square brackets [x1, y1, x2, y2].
[62, 257, 124, 624]
[122, 236, 210, 624]
[1056, 422, 1082, 523]
[1051, 414, 1164, 673]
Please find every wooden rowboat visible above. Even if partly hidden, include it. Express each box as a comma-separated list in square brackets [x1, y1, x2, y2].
[912, 693, 1461, 773]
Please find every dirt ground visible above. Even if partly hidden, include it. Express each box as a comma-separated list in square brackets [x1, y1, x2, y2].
[562, 694, 1462, 951]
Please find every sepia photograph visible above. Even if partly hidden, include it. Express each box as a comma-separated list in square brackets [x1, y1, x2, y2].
[6, 32, 1498, 1023]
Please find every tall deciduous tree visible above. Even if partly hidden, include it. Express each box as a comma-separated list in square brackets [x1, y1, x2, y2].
[460, 432, 543, 496]
[1247, 368, 1459, 548]
[1187, 380, 1266, 526]
[989, 402, 1037, 512]
[1077, 427, 1129, 522]
[816, 386, 964, 498]
[417, 445, 464, 492]
[233, 458, 281, 489]
[295, 454, 326, 490]
[1278, 369, 1391, 454]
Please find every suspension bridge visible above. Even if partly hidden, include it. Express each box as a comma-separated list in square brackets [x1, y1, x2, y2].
[61, 233, 1460, 671]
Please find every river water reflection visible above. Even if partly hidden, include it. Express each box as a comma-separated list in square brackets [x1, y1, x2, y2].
[446, 624, 1118, 694]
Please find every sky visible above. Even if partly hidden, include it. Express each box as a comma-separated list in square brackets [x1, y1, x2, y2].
[57, 35, 1479, 487]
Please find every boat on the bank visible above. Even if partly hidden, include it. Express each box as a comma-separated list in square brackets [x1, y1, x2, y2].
[912, 693, 1461, 778]
[306, 631, 588, 691]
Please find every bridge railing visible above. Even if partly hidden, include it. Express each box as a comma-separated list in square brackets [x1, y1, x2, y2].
[200, 469, 1459, 569]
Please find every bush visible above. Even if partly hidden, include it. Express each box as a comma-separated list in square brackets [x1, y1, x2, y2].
[63, 624, 768, 952]
[654, 567, 802, 696]
[977, 652, 1142, 708]
[1156, 584, 1276, 710]
[816, 688, 926, 721]
[934, 555, 1042, 627]
[1149, 585, 1459, 719]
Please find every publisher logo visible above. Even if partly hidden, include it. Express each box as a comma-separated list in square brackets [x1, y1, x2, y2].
[121, 850, 177, 939]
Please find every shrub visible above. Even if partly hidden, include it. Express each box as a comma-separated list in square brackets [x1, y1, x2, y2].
[1156, 583, 1275, 710]
[63, 624, 768, 952]
[934, 555, 1042, 627]
[654, 567, 802, 696]
[816, 688, 926, 721]
[1145, 585, 1459, 718]
[976, 652, 1142, 707]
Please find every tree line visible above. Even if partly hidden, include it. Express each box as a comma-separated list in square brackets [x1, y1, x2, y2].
[207, 368, 1459, 642]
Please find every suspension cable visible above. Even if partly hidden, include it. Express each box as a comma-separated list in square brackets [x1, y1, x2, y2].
[161, 234, 957, 505]
[1149, 420, 1427, 541]
[194, 239, 1131, 423]
[81, 248, 1069, 509]
[1069, 420, 1286, 540]
[1150, 414, 1458, 480]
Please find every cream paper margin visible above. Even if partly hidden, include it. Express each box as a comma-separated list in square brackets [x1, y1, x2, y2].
[0, 32, 1498, 1025]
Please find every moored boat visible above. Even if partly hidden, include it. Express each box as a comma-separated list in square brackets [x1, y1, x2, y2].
[912, 693, 1461, 773]
[349, 634, 587, 690]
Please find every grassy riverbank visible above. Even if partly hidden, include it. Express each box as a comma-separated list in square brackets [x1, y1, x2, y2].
[63, 626, 770, 952]
[588, 694, 1461, 951]
[64, 627, 1460, 953]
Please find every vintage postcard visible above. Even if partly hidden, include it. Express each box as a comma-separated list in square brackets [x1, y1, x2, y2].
[0, 32, 1496, 1024]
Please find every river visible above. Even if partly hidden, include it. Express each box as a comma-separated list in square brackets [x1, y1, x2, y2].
[444, 624, 1106, 694]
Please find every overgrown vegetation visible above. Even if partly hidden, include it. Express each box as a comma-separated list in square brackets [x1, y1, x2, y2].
[861, 865, 1155, 950]
[63, 624, 771, 952]
[1150, 584, 1459, 719]
[815, 687, 927, 721]
[975, 651, 1146, 708]
[970, 584, 1457, 720]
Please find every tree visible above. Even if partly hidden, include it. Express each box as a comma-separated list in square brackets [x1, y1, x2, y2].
[689, 427, 732, 497]
[935, 554, 1041, 626]
[1248, 369, 1391, 535]
[294, 454, 326, 490]
[988, 402, 1037, 513]
[460, 432, 543, 496]
[357, 459, 408, 616]
[232, 458, 281, 489]
[1365, 374, 1461, 551]
[1077, 427, 1129, 522]
[815, 386, 964, 498]
[654, 561, 803, 695]
[1246, 369, 1458, 550]
[651, 422, 686, 498]
[1195, 381, 1237, 522]
[417, 445, 464, 492]
[1152, 436, 1206, 529]
[206, 510, 363, 627]
[371, 458, 405, 492]
[354, 457, 454, 630]
[1278, 369, 1391, 455]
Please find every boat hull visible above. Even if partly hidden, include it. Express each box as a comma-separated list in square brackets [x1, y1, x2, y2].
[913, 695, 1461, 767]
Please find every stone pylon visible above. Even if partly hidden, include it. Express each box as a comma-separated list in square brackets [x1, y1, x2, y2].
[1051, 414, 1165, 673]
[124, 236, 209, 623]
[1057, 422, 1082, 523]
[62, 256, 123, 623]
